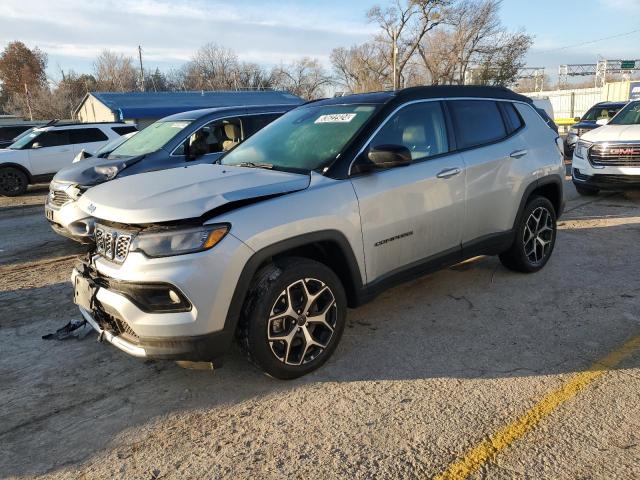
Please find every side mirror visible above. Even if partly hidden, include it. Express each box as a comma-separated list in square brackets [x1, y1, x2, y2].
[366, 145, 412, 170]
[596, 118, 609, 126]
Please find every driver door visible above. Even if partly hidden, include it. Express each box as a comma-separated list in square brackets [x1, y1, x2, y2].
[350, 101, 466, 283]
[27, 129, 73, 176]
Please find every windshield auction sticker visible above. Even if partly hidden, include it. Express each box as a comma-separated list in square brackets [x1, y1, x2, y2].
[314, 113, 357, 124]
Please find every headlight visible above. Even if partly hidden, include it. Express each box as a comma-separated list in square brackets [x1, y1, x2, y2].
[574, 141, 590, 159]
[94, 164, 121, 180]
[130, 224, 229, 258]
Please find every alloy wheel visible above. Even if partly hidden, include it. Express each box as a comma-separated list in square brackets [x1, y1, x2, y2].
[523, 206, 554, 264]
[267, 277, 337, 365]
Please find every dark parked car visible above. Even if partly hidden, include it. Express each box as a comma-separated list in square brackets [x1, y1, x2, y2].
[0, 124, 42, 148]
[47, 101, 302, 242]
[564, 101, 627, 157]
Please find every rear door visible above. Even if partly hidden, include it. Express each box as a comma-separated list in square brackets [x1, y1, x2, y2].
[447, 100, 530, 243]
[70, 128, 110, 156]
[26, 129, 72, 175]
[350, 101, 466, 283]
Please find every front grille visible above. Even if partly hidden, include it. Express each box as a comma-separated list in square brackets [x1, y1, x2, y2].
[49, 189, 72, 208]
[95, 224, 134, 263]
[589, 143, 640, 167]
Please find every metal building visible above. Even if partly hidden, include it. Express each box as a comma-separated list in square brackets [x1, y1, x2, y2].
[74, 91, 303, 128]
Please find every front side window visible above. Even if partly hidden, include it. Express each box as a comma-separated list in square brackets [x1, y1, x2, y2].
[31, 130, 70, 148]
[174, 119, 243, 158]
[108, 120, 193, 158]
[608, 101, 640, 125]
[369, 102, 449, 161]
[448, 100, 507, 149]
[221, 104, 377, 172]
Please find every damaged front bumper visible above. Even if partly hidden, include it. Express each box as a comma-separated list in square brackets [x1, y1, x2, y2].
[71, 259, 236, 365]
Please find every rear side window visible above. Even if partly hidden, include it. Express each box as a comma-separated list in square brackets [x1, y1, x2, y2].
[112, 125, 138, 135]
[500, 102, 524, 133]
[448, 100, 507, 149]
[32, 130, 70, 148]
[70, 128, 109, 144]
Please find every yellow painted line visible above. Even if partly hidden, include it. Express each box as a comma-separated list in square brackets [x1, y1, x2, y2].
[435, 334, 640, 480]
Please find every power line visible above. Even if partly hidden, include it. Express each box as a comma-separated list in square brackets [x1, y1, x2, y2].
[537, 27, 640, 54]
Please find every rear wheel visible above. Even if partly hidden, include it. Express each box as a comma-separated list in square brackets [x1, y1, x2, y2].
[499, 196, 557, 273]
[574, 184, 599, 196]
[238, 257, 347, 379]
[0, 167, 28, 196]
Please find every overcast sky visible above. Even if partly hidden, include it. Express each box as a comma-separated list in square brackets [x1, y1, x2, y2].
[1, 0, 639, 83]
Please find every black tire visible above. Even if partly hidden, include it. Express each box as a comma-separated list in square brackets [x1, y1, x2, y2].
[238, 257, 347, 379]
[499, 196, 557, 273]
[574, 184, 599, 196]
[0, 167, 28, 196]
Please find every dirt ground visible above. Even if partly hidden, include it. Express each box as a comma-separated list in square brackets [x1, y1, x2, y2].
[1, 180, 640, 479]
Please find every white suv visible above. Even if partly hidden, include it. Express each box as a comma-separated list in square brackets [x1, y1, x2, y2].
[0, 122, 136, 196]
[71, 86, 564, 379]
[572, 99, 640, 195]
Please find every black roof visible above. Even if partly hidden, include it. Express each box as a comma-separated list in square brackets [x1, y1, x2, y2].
[312, 85, 533, 107]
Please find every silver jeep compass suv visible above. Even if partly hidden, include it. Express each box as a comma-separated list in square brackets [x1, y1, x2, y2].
[72, 86, 564, 379]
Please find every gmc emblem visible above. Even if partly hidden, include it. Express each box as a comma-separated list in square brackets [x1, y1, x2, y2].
[609, 148, 640, 156]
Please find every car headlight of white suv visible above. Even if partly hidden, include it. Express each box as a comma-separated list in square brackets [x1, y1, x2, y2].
[573, 140, 591, 159]
[130, 224, 229, 258]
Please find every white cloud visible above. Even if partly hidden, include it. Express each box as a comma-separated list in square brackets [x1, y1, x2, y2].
[0, 0, 372, 74]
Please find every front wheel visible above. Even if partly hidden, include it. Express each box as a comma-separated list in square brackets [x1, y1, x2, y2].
[0, 167, 28, 196]
[499, 196, 557, 273]
[238, 257, 347, 379]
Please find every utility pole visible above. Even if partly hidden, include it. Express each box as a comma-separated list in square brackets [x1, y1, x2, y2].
[392, 29, 398, 90]
[138, 45, 145, 92]
[24, 83, 33, 121]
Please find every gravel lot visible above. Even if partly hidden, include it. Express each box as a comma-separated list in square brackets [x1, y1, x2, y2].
[1, 180, 640, 479]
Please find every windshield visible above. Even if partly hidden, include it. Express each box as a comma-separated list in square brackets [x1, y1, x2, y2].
[95, 133, 135, 157]
[582, 105, 623, 122]
[609, 101, 640, 125]
[9, 129, 41, 150]
[108, 120, 192, 158]
[221, 104, 378, 172]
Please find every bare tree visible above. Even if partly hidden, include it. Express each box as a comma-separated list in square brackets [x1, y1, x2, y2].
[330, 43, 389, 93]
[367, 0, 449, 89]
[418, 0, 532, 86]
[184, 43, 240, 90]
[94, 51, 138, 91]
[271, 58, 332, 99]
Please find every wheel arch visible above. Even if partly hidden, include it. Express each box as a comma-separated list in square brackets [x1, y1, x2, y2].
[222, 230, 364, 345]
[0, 162, 33, 183]
[513, 174, 564, 231]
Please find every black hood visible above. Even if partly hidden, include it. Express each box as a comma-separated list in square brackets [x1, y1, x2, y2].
[53, 155, 144, 186]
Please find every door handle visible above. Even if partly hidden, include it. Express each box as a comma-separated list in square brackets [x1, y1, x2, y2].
[510, 149, 528, 159]
[436, 167, 461, 179]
